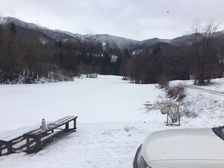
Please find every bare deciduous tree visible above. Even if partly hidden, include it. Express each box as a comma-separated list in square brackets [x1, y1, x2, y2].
[192, 22, 219, 85]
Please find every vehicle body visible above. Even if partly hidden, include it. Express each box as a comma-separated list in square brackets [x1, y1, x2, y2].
[133, 126, 224, 168]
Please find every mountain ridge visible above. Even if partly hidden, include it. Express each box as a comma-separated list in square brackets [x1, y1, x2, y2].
[1, 16, 224, 51]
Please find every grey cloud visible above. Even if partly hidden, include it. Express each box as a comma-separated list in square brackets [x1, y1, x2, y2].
[0, 0, 224, 40]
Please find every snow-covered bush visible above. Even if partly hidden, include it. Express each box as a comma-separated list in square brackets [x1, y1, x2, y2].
[166, 85, 186, 102]
[145, 84, 197, 120]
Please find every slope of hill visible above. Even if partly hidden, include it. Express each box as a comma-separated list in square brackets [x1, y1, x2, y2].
[0, 17, 138, 50]
[130, 40, 175, 55]
[78, 34, 139, 50]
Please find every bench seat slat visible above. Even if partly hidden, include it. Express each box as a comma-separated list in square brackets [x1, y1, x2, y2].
[24, 116, 77, 137]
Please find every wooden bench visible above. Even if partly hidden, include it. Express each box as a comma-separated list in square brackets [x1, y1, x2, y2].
[0, 116, 78, 156]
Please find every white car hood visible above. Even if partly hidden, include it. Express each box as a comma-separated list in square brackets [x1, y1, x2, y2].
[142, 128, 224, 168]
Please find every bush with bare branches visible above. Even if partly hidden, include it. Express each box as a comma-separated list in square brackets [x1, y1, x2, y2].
[145, 84, 197, 120]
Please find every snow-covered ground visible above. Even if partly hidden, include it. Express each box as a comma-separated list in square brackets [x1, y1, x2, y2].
[0, 75, 224, 168]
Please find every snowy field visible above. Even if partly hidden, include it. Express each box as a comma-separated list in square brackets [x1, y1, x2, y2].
[0, 75, 224, 168]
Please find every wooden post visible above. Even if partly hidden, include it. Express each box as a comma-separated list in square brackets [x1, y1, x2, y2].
[166, 114, 168, 126]
[177, 104, 181, 126]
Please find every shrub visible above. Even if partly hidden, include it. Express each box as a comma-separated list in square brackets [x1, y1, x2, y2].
[167, 85, 186, 102]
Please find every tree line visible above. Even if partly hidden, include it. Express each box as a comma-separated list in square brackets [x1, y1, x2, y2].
[0, 22, 223, 84]
[0, 23, 121, 83]
[122, 23, 224, 85]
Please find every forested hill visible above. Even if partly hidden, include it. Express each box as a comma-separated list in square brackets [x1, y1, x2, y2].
[0, 17, 224, 84]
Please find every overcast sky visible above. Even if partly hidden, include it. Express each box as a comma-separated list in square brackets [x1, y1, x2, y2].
[0, 0, 224, 40]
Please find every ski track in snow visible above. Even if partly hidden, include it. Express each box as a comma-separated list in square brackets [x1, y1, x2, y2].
[0, 75, 224, 168]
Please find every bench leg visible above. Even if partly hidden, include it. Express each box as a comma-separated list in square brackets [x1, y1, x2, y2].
[0, 145, 2, 156]
[26, 138, 30, 152]
[7, 143, 12, 154]
[65, 123, 69, 130]
[35, 137, 42, 152]
[73, 119, 77, 130]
